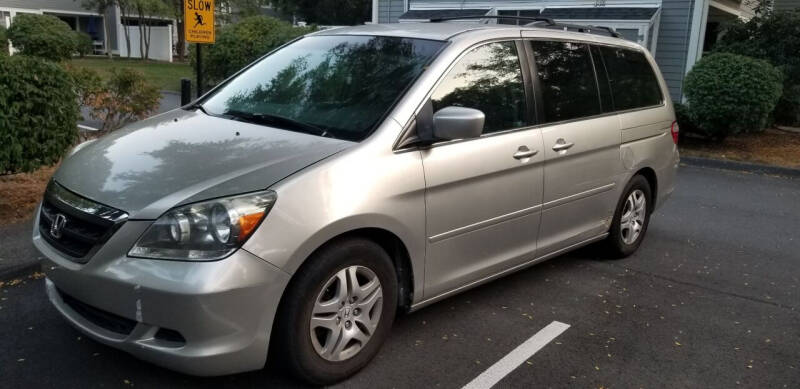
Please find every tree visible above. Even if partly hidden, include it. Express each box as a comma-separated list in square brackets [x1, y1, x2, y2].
[133, 0, 169, 60]
[118, 0, 133, 58]
[714, 8, 800, 124]
[166, 0, 186, 61]
[82, 0, 116, 59]
[271, 0, 371, 25]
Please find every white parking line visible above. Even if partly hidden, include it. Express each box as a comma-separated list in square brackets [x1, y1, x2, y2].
[462, 321, 571, 389]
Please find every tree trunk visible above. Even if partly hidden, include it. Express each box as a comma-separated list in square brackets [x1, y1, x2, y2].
[144, 21, 151, 60]
[120, 6, 131, 58]
[103, 7, 112, 59]
[138, 11, 145, 59]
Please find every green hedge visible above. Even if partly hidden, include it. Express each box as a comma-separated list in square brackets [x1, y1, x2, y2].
[684, 53, 783, 139]
[0, 55, 79, 174]
[192, 16, 315, 88]
[7, 14, 76, 61]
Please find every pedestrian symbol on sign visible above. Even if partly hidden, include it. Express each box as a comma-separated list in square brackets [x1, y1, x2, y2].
[194, 12, 205, 28]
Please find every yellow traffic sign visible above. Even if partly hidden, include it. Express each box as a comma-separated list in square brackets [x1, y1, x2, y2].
[185, 0, 215, 44]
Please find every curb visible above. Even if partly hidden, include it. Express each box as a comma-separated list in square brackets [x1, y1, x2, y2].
[0, 261, 40, 282]
[681, 156, 800, 178]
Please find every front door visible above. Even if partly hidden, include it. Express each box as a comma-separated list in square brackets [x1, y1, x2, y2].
[421, 41, 545, 298]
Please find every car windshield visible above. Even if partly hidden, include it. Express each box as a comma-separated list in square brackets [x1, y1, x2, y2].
[201, 35, 445, 141]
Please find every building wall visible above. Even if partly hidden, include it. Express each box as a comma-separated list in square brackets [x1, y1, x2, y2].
[378, 0, 406, 23]
[654, 0, 695, 101]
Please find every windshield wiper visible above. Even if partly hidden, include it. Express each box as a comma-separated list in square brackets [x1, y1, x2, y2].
[223, 109, 330, 138]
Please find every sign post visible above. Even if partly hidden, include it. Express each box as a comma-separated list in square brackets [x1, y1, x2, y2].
[184, 0, 215, 97]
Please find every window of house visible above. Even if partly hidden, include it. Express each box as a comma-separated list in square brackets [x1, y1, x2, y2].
[430, 41, 528, 134]
[529, 41, 601, 123]
[597, 46, 663, 110]
[498, 10, 542, 25]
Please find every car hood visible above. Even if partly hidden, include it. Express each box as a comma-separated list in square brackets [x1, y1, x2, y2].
[54, 109, 354, 219]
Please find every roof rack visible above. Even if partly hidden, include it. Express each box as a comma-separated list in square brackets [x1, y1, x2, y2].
[427, 15, 621, 38]
[525, 20, 621, 38]
[429, 15, 556, 25]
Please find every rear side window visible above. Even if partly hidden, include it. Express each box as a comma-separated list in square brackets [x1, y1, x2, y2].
[529, 41, 601, 123]
[430, 41, 528, 134]
[597, 46, 663, 110]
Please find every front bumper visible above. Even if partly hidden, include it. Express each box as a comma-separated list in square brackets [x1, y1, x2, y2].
[33, 214, 291, 376]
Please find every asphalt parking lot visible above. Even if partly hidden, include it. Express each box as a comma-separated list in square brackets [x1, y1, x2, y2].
[1, 165, 798, 388]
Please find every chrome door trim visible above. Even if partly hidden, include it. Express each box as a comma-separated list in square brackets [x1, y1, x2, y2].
[542, 182, 616, 210]
[428, 204, 542, 243]
[410, 232, 609, 312]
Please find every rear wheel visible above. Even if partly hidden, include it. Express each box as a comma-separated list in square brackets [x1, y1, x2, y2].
[275, 238, 397, 385]
[605, 175, 652, 257]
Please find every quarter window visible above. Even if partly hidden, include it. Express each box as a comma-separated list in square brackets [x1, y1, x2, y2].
[597, 46, 663, 110]
[529, 41, 602, 123]
[430, 41, 528, 134]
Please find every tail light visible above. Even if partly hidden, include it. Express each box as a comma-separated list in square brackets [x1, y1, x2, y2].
[670, 121, 679, 144]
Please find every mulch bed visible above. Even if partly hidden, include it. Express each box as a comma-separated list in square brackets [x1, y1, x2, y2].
[0, 165, 57, 225]
[680, 128, 800, 169]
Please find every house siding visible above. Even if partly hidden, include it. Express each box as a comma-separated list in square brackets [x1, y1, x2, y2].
[378, 0, 406, 23]
[654, 0, 695, 101]
[774, 0, 800, 10]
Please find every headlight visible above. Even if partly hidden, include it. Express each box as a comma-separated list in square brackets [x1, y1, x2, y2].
[129, 190, 277, 260]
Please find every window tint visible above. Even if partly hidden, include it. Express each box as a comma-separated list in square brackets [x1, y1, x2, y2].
[598, 46, 663, 110]
[202, 35, 444, 141]
[529, 41, 601, 123]
[430, 41, 528, 134]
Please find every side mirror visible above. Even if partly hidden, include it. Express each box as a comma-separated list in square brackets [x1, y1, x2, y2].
[432, 106, 485, 140]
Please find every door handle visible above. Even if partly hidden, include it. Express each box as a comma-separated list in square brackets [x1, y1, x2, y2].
[552, 139, 575, 152]
[513, 146, 538, 160]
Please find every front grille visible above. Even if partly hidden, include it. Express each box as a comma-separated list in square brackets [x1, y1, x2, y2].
[39, 181, 128, 262]
[59, 289, 137, 335]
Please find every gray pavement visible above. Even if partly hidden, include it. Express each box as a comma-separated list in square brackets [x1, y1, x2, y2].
[0, 165, 798, 388]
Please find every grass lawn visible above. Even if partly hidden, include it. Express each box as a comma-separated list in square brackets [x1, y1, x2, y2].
[681, 128, 800, 169]
[70, 56, 192, 92]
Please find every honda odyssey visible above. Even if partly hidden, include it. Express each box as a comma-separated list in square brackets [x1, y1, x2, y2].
[34, 20, 679, 385]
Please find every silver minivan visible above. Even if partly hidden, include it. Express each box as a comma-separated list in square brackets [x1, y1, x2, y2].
[34, 20, 679, 384]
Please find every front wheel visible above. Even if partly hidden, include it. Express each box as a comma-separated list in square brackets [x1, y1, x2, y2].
[275, 238, 398, 385]
[605, 175, 653, 258]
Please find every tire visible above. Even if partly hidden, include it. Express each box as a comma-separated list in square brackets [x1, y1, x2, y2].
[605, 175, 653, 258]
[275, 238, 398, 385]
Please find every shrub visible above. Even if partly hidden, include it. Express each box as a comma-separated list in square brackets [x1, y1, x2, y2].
[74, 31, 94, 58]
[714, 9, 800, 124]
[7, 14, 76, 61]
[673, 102, 701, 138]
[191, 16, 315, 88]
[86, 68, 161, 132]
[684, 53, 783, 139]
[0, 25, 7, 56]
[0, 55, 79, 174]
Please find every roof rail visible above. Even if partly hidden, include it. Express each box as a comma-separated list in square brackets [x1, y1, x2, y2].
[428, 15, 556, 25]
[426, 15, 621, 39]
[524, 20, 621, 38]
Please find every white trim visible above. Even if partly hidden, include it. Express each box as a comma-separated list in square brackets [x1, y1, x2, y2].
[685, 0, 709, 75]
[649, 8, 661, 56]
[409, 2, 660, 10]
[709, 0, 741, 17]
[41, 9, 101, 16]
